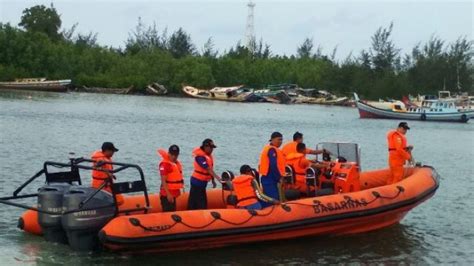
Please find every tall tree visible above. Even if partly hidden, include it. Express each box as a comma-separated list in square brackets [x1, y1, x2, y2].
[167, 28, 196, 58]
[202, 37, 217, 58]
[125, 17, 166, 54]
[19, 4, 61, 40]
[369, 22, 400, 72]
[297, 38, 314, 58]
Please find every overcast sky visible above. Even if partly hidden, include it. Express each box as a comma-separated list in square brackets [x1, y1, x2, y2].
[0, 0, 472, 60]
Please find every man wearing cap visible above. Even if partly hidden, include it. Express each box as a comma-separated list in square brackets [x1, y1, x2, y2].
[282, 131, 327, 159]
[258, 132, 286, 207]
[387, 122, 413, 184]
[187, 139, 222, 210]
[91, 142, 119, 193]
[157, 145, 184, 212]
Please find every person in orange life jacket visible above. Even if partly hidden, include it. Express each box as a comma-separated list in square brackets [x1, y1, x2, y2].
[231, 165, 279, 210]
[282, 131, 327, 159]
[91, 142, 118, 192]
[158, 145, 183, 212]
[387, 122, 413, 185]
[286, 143, 330, 194]
[91, 142, 124, 205]
[187, 139, 223, 210]
[258, 132, 285, 208]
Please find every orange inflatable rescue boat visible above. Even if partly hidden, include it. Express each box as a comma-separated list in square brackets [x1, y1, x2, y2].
[0, 142, 439, 253]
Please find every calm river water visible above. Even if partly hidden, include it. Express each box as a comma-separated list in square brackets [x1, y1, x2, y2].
[0, 90, 473, 265]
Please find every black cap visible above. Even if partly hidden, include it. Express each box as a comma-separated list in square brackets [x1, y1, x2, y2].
[101, 142, 118, 152]
[269, 131, 283, 141]
[202, 138, 217, 148]
[398, 122, 410, 130]
[168, 144, 180, 155]
[293, 131, 303, 141]
[240, 164, 252, 174]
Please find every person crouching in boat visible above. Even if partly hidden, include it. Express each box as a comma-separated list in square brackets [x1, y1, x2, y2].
[387, 122, 413, 184]
[281, 131, 326, 159]
[259, 132, 286, 207]
[91, 142, 123, 204]
[286, 143, 329, 195]
[232, 165, 279, 210]
[158, 145, 184, 212]
[187, 139, 223, 210]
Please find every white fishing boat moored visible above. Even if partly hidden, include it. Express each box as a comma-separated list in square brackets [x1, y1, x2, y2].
[354, 93, 474, 123]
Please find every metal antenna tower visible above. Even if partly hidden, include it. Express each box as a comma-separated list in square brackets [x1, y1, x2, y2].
[245, 1, 256, 52]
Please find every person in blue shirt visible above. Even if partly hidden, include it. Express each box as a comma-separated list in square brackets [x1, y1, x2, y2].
[187, 139, 222, 210]
[258, 132, 286, 208]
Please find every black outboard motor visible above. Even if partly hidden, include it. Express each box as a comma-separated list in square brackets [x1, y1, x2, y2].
[37, 183, 72, 243]
[62, 187, 115, 251]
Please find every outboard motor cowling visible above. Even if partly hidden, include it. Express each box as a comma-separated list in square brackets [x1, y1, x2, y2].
[37, 183, 71, 243]
[62, 187, 115, 251]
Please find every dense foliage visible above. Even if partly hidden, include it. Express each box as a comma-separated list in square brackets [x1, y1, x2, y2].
[0, 5, 472, 98]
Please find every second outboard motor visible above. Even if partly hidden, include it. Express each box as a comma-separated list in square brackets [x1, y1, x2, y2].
[62, 187, 115, 251]
[37, 183, 71, 243]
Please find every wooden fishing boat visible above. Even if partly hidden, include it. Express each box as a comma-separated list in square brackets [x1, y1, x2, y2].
[355, 93, 474, 123]
[1, 142, 439, 253]
[0, 78, 71, 92]
[81, 86, 134, 94]
[182, 85, 266, 102]
[146, 83, 167, 96]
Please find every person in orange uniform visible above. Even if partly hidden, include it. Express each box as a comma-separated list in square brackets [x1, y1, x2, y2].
[387, 122, 413, 184]
[158, 145, 183, 212]
[259, 132, 286, 207]
[91, 142, 124, 204]
[232, 165, 279, 210]
[286, 143, 329, 195]
[282, 132, 326, 159]
[187, 139, 223, 210]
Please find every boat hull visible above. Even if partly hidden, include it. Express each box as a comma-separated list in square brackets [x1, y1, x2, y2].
[0, 80, 70, 92]
[99, 167, 439, 253]
[356, 100, 474, 122]
[182, 86, 252, 102]
[80, 86, 133, 94]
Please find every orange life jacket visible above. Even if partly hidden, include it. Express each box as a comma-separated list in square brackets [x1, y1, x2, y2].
[232, 175, 258, 207]
[259, 144, 286, 176]
[157, 149, 184, 190]
[387, 130, 411, 166]
[91, 151, 114, 192]
[282, 141, 313, 159]
[91, 151, 124, 205]
[191, 147, 214, 182]
[285, 152, 307, 182]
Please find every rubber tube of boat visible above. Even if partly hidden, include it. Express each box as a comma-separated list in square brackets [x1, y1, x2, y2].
[61, 187, 115, 251]
[37, 183, 71, 243]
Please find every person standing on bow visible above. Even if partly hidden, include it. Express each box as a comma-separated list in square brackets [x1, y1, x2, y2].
[187, 139, 222, 210]
[387, 122, 413, 184]
[258, 132, 286, 207]
[158, 145, 184, 212]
